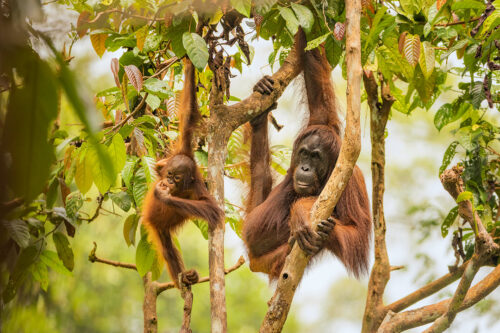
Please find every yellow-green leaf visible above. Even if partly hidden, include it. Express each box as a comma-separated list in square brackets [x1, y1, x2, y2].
[90, 33, 108, 57]
[75, 148, 93, 194]
[419, 41, 435, 79]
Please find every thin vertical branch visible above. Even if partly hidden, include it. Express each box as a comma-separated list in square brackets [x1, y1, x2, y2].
[259, 1, 363, 331]
[143, 272, 158, 333]
[180, 281, 194, 333]
[361, 71, 394, 333]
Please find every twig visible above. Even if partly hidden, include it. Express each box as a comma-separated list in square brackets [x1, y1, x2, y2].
[107, 93, 148, 133]
[81, 195, 104, 222]
[88, 242, 137, 270]
[179, 276, 194, 333]
[435, 16, 481, 27]
[156, 256, 245, 294]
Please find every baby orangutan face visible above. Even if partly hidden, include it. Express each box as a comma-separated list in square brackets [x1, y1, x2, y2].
[156, 155, 196, 196]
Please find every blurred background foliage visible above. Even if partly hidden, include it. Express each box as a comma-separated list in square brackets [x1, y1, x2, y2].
[0, 0, 499, 332]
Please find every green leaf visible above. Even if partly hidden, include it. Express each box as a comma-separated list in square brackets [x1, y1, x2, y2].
[305, 32, 331, 51]
[3, 246, 38, 303]
[145, 94, 161, 110]
[2, 54, 58, 201]
[470, 81, 485, 109]
[108, 133, 127, 174]
[481, 8, 500, 36]
[110, 191, 132, 212]
[457, 191, 473, 203]
[440, 39, 469, 61]
[434, 102, 469, 131]
[182, 32, 209, 71]
[451, 0, 486, 11]
[88, 143, 115, 194]
[231, 0, 252, 17]
[291, 3, 314, 33]
[141, 156, 158, 185]
[2, 219, 30, 248]
[122, 158, 138, 189]
[53, 232, 74, 271]
[123, 213, 139, 246]
[136, 235, 156, 276]
[279, 7, 299, 34]
[441, 206, 458, 237]
[143, 78, 173, 99]
[325, 36, 341, 69]
[132, 167, 148, 209]
[46, 177, 59, 209]
[30, 260, 49, 291]
[40, 250, 71, 276]
[419, 41, 435, 79]
[75, 147, 93, 195]
[65, 192, 83, 220]
[439, 141, 459, 175]
[192, 219, 209, 240]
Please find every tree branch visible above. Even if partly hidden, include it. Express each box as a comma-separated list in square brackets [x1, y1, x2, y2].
[377, 264, 500, 332]
[386, 261, 468, 313]
[156, 256, 245, 294]
[259, 1, 362, 331]
[362, 70, 394, 333]
[88, 242, 137, 270]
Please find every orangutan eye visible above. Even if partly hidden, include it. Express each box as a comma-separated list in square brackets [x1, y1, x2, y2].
[174, 175, 182, 182]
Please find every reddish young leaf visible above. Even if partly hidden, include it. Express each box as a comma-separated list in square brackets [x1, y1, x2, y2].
[334, 22, 345, 41]
[398, 31, 408, 55]
[76, 11, 91, 38]
[362, 0, 375, 14]
[164, 12, 173, 28]
[110, 58, 120, 88]
[437, 0, 446, 10]
[124, 65, 143, 92]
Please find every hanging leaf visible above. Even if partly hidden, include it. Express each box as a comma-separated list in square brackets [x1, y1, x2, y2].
[231, 0, 252, 17]
[456, 191, 473, 203]
[87, 143, 114, 194]
[192, 219, 209, 240]
[433, 102, 469, 131]
[436, 0, 447, 10]
[333, 22, 345, 41]
[291, 3, 314, 33]
[122, 158, 138, 189]
[110, 191, 132, 212]
[53, 232, 74, 271]
[2, 219, 30, 248]
[108, 133, 127, 174]
[135, 26, 148, 51]
[30, 260, 49, 291]
[305, 32, 331, 51]
[76, 11, 91, 38]
[470, 81, 485, 109]
[419, 41, 435, 79]
[403, 34, 420, 67]
[439, 141, 459, 175]
[40, 250, 71, 276]
[123, 214, 139, 246]
[65, 192, 83, 220]
[110, 58, 120, 88]
[279, 7, 299, 34]
[124, 65, 143, 92]
[132, 167, 148, 209]
[182, 32, 209, 71]
[141, 156, 158, 185]
[3, 246, 38, 303]
[136, 235, 156, 276]
[90, 33, 108, 58]
[75, 148, 93, 195]
[441, 206, 458, 237]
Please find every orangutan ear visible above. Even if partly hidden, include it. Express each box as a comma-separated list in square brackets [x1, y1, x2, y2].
[155, 159, 168, 175]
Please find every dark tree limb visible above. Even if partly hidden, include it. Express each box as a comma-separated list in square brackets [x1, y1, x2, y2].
[179, 276, 193, 333]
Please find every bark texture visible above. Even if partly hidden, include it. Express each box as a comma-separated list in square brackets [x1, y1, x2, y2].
[259, 1, 362, 331]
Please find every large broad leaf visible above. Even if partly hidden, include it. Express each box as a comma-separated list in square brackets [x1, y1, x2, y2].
[40, 250, 71, 276]
[2, 246, 38, 303]
[90, 33, 108, 57]
[433, 102, 469, 131]
[141, 156, 158, 185]
[75, 147, 93, 195]
[30, 260, 49, 291]
[110, 191, 132, 212]
[124, 65, 143, 92]
[123, 213, 139, 246]
[122, 157, 138, 189]
[452, 0, 486, 11]
[403, 34, 420, 67]
[108, 134, 127, 174]
[53, 232, 74, 271]
[279, 6, 299, 34]
[132, 167, 148, 209]
[2, 219, 30, 248]
[305, 32, 331, 51]
[231, 0, 252, 17]
[143, 78, 173, 99]
[291, 3, 314, 33]
[136, 235, 156, 276]
[182, 32, 209, 71]
[419, 41, 435, 79]
[87, 143, 115, 194]
[65, 192, 83, 220]
[2, 53, 58, 201]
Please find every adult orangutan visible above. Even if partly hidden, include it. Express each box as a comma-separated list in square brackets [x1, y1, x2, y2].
[243, 29, 371, 280]
[142, 59, 223, 288]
